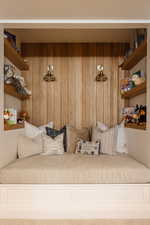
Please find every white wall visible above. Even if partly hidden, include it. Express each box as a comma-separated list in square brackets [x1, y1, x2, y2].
[0, 0, 149, 19]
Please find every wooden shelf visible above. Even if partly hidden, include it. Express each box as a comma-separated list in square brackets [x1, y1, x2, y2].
[4, 84, 30, 100]
[125, 123, 146, 130]
[4, 123, 24, 131]
[121, 82, 146, 99]
[120, 40, 147, 70]
[4, 38, 29, 71]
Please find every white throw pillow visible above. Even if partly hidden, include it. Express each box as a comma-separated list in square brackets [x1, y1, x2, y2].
[18, 135, 42, 159]
[117, 121, 128, 153]
[96, 121, 109, 132]
[41, 133, 64, 155]
[39, 122, 53, 134]
[76, 139, 100, 155]
[92, 126, 118, 155]
[24, 121, 43, 138]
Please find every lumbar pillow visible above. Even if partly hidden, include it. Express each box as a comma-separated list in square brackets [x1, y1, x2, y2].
[46, 126, 67, 152]
[92, 126, 118, 155]
[41, 133, 64, 155]
[18, 135, 42, 159]
[24, 121, 43, 138]
[39, 121, 53, 134]
[96, 121, 109, 132]
[76, 139, 100, 155]
[67, 126, 90, 153]
[117, 120, 128, 153]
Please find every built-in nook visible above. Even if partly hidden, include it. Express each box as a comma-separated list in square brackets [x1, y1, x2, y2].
[0, 26, 150, 219]
[3, 28, 147, 131]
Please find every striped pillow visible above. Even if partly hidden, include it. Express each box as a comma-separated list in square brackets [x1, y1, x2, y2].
[92, 126, 118, 155]
[41, 133, 64, 155]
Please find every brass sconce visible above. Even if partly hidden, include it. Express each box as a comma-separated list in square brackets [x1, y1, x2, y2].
[96, 65, 107, 82]
[43, 65, 56, 82]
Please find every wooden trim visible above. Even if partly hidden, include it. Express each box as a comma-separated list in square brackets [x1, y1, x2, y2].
[125, 123, 146, 130]
[4, 84, 30, 101]
[4, 38, 29, 71]
[0, 184, 150, 219]
[121, 82, 146, 99]
[120, 40, 147, 70]
[4, 123, 24, 131]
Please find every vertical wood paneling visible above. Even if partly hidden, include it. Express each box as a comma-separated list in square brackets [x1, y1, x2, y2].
[96, 44, 104, 123]
[82, 44, 97, 128]
[39, 44, 48, 125]
[103, 43, 111, 126]
[22, 43, 126, 129]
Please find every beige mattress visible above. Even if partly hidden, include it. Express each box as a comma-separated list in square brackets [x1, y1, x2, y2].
[0, 153, 150, 184]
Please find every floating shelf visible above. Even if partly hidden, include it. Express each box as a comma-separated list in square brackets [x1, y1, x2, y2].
[120, 40, 147, 70]
[121, 82, 146, 99]
[4, 123, 24, 131]
[4, 38, 29, 71]
[4, 84, 30, 100]
[125, 123, 146, 130]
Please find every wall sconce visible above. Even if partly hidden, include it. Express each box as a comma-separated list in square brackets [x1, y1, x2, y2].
[43, 65, 56, 82]
[96, 65, 107, 82]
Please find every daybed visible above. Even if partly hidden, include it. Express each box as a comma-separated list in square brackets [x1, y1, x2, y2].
[0, 130, 150, 219]
[0, 153, 150, 184]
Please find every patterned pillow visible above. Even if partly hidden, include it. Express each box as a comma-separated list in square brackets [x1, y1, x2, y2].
[41, 133, 64, 155]
[75, 140, 100, 155]
[46, 126, 67, 152]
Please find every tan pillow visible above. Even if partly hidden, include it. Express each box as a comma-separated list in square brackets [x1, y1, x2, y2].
[18, 135, 42, 159]
[67, 126, 90, 153]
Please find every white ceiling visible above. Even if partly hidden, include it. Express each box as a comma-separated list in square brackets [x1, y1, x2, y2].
[0, 0, 150, 20]
[8, 29, 135, 43]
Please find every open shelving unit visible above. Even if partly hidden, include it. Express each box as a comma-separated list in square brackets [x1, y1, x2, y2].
[120, 39, 147, 130]
[4, 84, 30, 101]
[120, 40, 147, 70]
[4, 38, 29, 71]
[4, 123, 24, 131]
[4, 38, 30, 101]
[121, 82, 146, 99]
[125, 123, 146, 130]
[4, 38, 30, 131]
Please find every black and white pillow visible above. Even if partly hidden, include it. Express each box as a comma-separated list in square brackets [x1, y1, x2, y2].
[75, 140, 100, 155]
[46, 126, 67, 152]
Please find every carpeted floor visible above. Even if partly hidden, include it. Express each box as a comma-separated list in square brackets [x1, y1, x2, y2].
[0, 219, 150, 225]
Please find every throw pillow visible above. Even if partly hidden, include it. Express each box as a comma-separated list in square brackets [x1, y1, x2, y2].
[76, 140, 100, 155]
[38, 121, 54, 134]
[67, 126, 90, 153]
[92, 126, 118, 155]
[24, 121, 43, 138]
[18, 135, 42, 159]
[117, 120, 128, 153]
[46, 126, 67, 152]
[41, 133, 64, 155]
[96, 121, 109, 132]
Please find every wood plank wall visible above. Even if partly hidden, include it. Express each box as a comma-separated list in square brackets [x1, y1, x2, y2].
[22, 43, 127, 129]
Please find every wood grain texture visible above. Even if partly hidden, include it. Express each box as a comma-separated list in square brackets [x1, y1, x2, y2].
[22, 43, 126, 128]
